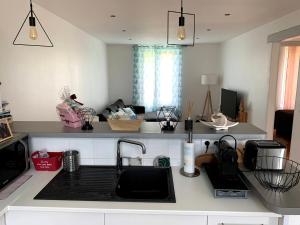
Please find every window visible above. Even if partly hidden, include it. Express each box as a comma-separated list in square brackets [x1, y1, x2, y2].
[132, 45, 182, 113]
[276, 46, 300, 110]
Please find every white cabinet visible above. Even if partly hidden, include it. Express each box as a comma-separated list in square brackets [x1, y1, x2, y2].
[5, 210, 279, 225]
[283, 216, 300, 225]
[208, 216, 278, 225]
[106, 213, 207, 225]
[0, 215, 6, 225]
[6, 210, 104, 225]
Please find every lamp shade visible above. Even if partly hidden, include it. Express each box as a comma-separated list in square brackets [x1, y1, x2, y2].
[201, 75, 218, 85]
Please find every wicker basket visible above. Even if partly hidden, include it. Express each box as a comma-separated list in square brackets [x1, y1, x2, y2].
[107, 119, 143, 131]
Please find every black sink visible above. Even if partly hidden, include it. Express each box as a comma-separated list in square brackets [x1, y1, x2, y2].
[116, 167, 175, 202]
[34, 166, 175, 203]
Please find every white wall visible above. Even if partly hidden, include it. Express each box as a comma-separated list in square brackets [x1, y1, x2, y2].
[182, 44, 221, 118]
[29, 136, 256, 167]
[0, 0, 109, 121]
[107, 44, 221, 117]
[221, 9, 300, 130]
[107, 45, 133, 104]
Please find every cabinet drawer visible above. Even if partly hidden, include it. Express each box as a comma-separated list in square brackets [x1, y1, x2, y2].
[106, 213, 207, 225]
[0, 215, 5, 225]
[6, 210, 104, 225]
[208, 216, 278, 225]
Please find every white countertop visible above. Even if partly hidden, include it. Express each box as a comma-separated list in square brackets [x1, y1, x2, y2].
[0, 167, 280, 217]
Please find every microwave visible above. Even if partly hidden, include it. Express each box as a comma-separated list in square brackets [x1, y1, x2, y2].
[0, 135, 30, 190]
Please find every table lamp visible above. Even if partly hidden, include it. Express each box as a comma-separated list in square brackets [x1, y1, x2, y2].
[200, 74, 218, 121]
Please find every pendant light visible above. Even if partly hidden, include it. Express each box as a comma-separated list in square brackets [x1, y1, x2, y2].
[29, 1, 38, 40]
[13, 0, 54, 47]
[177, 0, 186, 41]
[167, 0, 195, 46]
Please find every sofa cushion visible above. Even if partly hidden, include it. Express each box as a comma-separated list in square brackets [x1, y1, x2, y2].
[115, 99, 126, 108]
[106, 99, 125, 113]
[123, 107, 137, 119]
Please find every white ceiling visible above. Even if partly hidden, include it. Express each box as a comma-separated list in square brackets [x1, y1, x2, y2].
[33, 0, 300, 44]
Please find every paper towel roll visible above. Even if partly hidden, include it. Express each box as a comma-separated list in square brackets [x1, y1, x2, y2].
[183, 142, 195, 174]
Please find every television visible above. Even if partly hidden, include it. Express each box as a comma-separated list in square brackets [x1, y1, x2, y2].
[220, 88, 238, 119]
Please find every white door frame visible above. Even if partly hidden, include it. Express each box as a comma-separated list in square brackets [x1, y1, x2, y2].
[266, 43, 281, 139]
[266, 25, 300, 141]
[289, 60, 300, 161]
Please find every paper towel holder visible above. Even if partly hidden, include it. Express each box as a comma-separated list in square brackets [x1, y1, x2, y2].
[180, 130, 200, 177]
[180, 167, 200, 177]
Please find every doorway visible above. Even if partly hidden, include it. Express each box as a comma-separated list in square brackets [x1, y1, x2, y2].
[267, 26, 300, 162]
[273, 44, 300, 158]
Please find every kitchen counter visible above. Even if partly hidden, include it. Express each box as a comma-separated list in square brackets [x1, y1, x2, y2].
[11, 121, 265, 139]
[0, 167, 279, 218]
[2, 121, 287, 218]
[243, 171, 300, 215]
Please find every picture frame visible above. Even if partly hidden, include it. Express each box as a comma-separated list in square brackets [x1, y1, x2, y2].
[0, 118, 13, 143]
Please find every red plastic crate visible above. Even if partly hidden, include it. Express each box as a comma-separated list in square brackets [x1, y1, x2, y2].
[31, 151, 63, 171]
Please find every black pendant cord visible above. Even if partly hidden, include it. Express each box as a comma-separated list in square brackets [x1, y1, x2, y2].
[30, 0, 33, 17]
[12, 0, 54, 47]
[181, 0, 183, 16]
[178, 0, 185, 27]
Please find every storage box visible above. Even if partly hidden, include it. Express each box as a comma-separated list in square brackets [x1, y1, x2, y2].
[31, 151, 63, 171]
[107, 119, 143, 131]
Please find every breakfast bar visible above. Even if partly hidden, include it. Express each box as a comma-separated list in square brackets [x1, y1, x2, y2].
[11, 121, 266, 139]
[1, 121, 299, 225]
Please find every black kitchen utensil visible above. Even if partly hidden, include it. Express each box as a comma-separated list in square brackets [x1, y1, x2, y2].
[216, 135, 238, 177]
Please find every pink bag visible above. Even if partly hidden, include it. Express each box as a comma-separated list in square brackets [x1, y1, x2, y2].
[56, 103, 82, 128]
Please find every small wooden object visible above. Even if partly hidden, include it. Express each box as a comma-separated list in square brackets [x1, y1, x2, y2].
[0, 118, 13, 143]
[238, 99, 248, 122]
[107, 119, 143, 131]
[195, 153, 217, 168]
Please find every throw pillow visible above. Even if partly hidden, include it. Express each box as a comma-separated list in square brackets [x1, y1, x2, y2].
[123, 107, 137, 120]
[110, 110, 130, 120]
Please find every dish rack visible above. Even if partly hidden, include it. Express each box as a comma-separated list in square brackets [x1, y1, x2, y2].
[254, 156, 300, 192]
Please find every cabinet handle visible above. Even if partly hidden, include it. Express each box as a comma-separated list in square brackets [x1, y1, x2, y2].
[19, 139, 29, 170]
[221, 223, 264, 225]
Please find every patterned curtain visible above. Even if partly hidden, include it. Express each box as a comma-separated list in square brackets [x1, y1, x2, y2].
[276, 46, 300, 110]
[132, 45, 182, 113]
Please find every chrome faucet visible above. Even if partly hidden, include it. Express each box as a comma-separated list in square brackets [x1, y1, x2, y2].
[116, 138, 146, 174]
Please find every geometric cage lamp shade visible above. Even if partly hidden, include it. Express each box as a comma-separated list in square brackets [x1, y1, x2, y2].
[167, 0, 195, 46]
[13, 0, 53, 47]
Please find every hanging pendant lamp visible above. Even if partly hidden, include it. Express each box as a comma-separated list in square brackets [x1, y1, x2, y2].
[13, 0, 54, 47]
[177, 0, 186, 41]
[167, 0, 195, 46]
